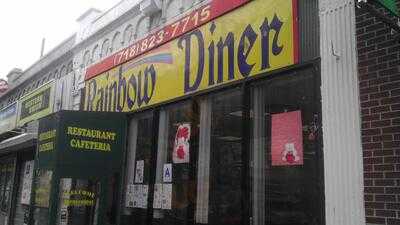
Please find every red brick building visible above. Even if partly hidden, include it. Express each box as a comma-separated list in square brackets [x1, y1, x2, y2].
[356, 1, 400, 224]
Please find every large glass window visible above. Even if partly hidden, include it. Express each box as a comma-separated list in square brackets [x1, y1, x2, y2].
[56, 178, 100, 225]
[0, 158, 16, 225]
[0, 164, 6, 208]
[104, 174, 120, 225]
[13, 160, 35, 225]
[119, 71, 323, 225]
[153, 101, 199, 225]
[122, 112, 155, 225]
[250, 73, 322, 225]
[33, 169, 53, 225]
[195, 89, 244, 225]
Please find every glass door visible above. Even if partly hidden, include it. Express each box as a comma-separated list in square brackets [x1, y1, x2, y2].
[54, 174, 120, 225]
[56, 178, 100, 225]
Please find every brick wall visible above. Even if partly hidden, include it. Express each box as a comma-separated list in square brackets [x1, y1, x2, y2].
[356, 1, 400, 224]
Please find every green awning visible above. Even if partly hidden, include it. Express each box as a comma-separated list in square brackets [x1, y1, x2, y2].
[377, 0, 399, 17]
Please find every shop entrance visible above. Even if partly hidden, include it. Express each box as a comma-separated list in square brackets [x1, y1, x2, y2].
[0, 158, 16, 225]
[54, 170, 119, 225]
[31, 111, 126, 225]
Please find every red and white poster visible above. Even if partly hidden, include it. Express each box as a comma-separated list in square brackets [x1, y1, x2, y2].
[271, 110, 304, 166]
[173, 123, 191, 163]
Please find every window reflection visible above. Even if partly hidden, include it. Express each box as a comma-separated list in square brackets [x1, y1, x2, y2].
[251, 73, 322, 225]
[122, 113, 154, 225]
[33, 170, 53, 225]
[56, 178, 100, 225]
[153, 101, 199, 225]
[0, 159, 15, 225]
[118, 74, 323, 225]
[208, 90, 243, 225]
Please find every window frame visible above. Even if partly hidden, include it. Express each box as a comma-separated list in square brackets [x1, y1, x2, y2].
[120, 61, 325, 225]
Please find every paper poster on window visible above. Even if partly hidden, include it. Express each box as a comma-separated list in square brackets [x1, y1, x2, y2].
[271, 110, 304, 166]
[163, 164, 172, 183]
[173, 123, 190, 163]
[153, 184, 163, 209]
[21, 161, 34, 205]
[132, 185, 140, 208]
[125, 184, 135, 207]
[162, 184, 172, 210]
[135, 160, 144, 183]
[139, 185, 149, 209]
[131, 184, 148, 209]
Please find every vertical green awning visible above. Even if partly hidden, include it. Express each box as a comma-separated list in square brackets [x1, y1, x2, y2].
[377, 0, 399, 17]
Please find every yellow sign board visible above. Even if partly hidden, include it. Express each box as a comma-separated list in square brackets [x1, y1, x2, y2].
[17, 80, 55, 126]
[85, 0, 298, 112]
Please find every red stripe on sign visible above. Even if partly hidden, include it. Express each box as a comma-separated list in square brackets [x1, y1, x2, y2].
[211, 0, 249, 15]
[85, 0, 250, 81]
[292, 0, 299, 64]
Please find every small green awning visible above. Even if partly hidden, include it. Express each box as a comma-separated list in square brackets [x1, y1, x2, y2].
[377, 0, 399, 17]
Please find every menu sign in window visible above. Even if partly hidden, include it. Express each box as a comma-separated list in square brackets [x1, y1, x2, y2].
[17, 81, 55, 126]
[0, 102, 17, 135]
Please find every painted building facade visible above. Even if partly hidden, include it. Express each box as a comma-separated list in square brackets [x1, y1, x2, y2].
[0, 0, 398, 224]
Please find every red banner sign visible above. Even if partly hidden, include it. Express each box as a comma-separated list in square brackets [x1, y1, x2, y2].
[85, 0, 250, 81]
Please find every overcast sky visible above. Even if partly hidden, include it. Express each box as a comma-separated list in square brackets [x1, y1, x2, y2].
[0, 0, 122, 80]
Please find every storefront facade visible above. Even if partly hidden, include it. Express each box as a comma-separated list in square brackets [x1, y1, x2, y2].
[79, 0, 327, 225]
[32, 111, 127, 225]
[0, 95, 38, 225]
[0, 0, 370, 224]
[0, 78, 74, 225]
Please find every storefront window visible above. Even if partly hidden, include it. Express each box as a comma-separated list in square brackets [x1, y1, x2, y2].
[33, 169, 53, 225]
[56, 178, 100, 225]
[117, 72, 322, 225]
[195, 89, 244, 225]
[0, 164, 6, 209]
[122, 113, 155, 225]
[153, 101, 199, 225]
[0, 158, 16, 225]
[250, 73, 322, 225]
[3, 163, 14, 212]
[105, 174, 119, 225]
[13, 160, 35, 225]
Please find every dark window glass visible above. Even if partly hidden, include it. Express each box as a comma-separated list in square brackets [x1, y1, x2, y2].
[122, 113, 154, 225]
[208, 89, 243, 225]
[56, 178, 100, 225]
[13, 160, 34, 225]
[105, 174, 119, 225]
[153, 101, 199, 225]
[33, 170, 53, 225]
[0, 165, 5, 205]
[2, 163, 14, 212]
[250, 73, 322, 225]
[0, 158, 16, 225]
